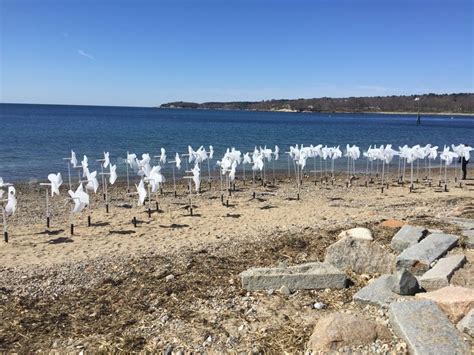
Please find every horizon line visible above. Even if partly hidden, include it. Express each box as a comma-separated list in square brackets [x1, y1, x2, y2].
[1, 91, 473, 109]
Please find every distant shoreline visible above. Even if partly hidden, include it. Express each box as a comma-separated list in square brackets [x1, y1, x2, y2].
[158, 106, 474, 117]
[2, 102, 473, 116]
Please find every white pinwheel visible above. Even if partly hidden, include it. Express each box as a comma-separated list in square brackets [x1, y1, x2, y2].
[175, 152, 181, 170]
[242, 152, 252, 181]
[81, 155, 89, 177]
[138, 153, 151, 170]
[71, 150, 78, 168]
[136, 179, 147, 206]
[297, 150, 308, 170]
[160, 148, 167, 165]
[0, 177, 11, 199]
[243, 152, 252, 165]
[103, 152, 110, 168]
[68, 184, 89, 213]
[261, 146, 273, 162]
[147, 165, 165, 192]
[229, 160, 238, 182]
[440, 145, 458, 166]
[252, 152, 264, 172]
[194, 146, 208, 163]
[85, 170, 99, 193]
[427, 145, 439, 160]
[109, 164, 118, 185]
[47, 173, 63, 196]
[191, 162, 201, 191]
[127, 153, 139, 171]
[454, 144, 472, 161]
[4, 186, 17, 215]
[274, 145, 280, 160]
[188, 145, 195, 163]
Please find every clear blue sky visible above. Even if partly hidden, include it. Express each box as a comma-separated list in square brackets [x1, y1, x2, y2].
[1, 0, 472, 106]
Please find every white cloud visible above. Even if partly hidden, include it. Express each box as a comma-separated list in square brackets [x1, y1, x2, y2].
[77, 49, 95, 60]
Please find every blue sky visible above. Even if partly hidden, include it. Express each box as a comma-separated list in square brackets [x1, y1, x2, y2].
[1, 0, 472, 106]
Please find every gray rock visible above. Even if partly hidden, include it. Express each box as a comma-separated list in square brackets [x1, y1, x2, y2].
[447, 217, 474, 230]
[325, 237, 395, 274]
[240, 262, 347, 291]
[457, 309, 474, 337]
[391, 268, 420, 295]
[462, 230, 474, 248]
[278, 285, 291, 295]
[389, 300, 470, 355]
[390, 225, 428, 252]
[396, 233, 459, 275]
[353, 275, 400, 308]
[419, 254, 466, 291]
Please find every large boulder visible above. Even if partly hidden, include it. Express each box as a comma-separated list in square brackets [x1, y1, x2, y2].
[325, 237, 395, 274]
[415, 285, 474, 323]
[306, 313, 389, 352]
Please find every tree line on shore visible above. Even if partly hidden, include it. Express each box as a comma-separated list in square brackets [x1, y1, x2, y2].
[160, 93, 473, 114]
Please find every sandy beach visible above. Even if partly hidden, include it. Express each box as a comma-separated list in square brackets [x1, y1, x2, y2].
[2, 0, 473, 352]
[1, 170, 473, 352]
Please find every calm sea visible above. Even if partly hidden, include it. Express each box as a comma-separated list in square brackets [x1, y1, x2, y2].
[0, 103, 473, 182]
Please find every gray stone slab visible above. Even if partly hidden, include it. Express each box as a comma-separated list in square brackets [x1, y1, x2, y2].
[447, 217, 474, 231]
[353, 275, 400, 308]
[390, 225, 428, 252]
[419, 254, 466, 291]
[396, 233, 459, 275]
[325, 237, 395, 274]
[457, 309, 474, 337]
[389, 300, 470, 355]
[240, 262, 347, 291]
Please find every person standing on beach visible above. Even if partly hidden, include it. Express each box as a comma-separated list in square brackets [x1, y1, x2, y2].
[461, 144, 470, 180]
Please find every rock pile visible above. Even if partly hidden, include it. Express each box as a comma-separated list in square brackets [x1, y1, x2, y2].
[240, 223, 472, 354]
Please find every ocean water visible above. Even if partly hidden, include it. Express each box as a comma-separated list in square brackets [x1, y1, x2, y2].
[0, 103, 473, 182]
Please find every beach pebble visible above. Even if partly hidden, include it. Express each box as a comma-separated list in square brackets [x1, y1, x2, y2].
[165, 274, 175, 281]
[314, 302, 327, 310]
[278, 285, 291, 295]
